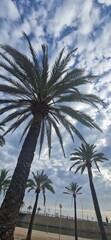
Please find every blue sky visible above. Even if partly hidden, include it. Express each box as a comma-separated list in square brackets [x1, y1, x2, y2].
[0, 0, 111, 221]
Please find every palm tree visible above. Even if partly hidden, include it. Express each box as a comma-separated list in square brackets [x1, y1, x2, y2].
[37, 207, 41, 214]
[0, 169, 11, 197]
[27, 205, 32, 213]
[0, 33, 102, 239]
[70, 143, 108, 240]
[26, 170, 55, 240]
[63, 182, 82, 240]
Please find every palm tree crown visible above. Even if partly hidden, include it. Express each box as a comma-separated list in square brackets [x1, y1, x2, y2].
[27, 170, 55, 205]
[0, 169, 11, 196]
[63, 182, 82, 197]
[70, 143, 108, 177]
[0, 33, 102, 157]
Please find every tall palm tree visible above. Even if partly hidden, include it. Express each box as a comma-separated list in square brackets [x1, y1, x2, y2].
[63, 182, 82, 240]
[0, 33, 102, 239]
[0, 169, 11, 197]
[26, 170, 55, 240]
[70, 143, 108, 240]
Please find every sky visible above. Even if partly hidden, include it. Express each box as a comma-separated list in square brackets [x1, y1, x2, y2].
[0, 0, 111, 222]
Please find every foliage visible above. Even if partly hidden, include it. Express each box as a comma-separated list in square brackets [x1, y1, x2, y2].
[70, 142, 108, 175]
[0, 33, 103, 157]
[63, 182, 82, 196]
[27, 170, 55, 205]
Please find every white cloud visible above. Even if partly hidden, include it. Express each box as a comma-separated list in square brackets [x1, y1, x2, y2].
[0, 0, 19, 20]
[48, 0, 79, 38]
[97, 0, 111, 6]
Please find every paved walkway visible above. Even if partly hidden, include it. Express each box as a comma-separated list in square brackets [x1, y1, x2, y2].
[15, 227, 94, 240]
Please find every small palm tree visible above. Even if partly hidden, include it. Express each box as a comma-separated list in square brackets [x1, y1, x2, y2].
[0, 32, 102, 238]
[70, 143, 108, 240]
[0, 169, 11, 197]
[27, 205, 32, 213]
[26, 170, 55, 240]
[63, 182, 82, 240]
[37, 207, 41, 214]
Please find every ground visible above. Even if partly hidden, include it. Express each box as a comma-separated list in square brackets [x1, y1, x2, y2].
[15, 227, 93, 240]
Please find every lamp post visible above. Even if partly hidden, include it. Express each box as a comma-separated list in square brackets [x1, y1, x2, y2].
[59, 204, 62, 240]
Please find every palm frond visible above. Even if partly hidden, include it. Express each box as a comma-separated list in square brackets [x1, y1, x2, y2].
[55, 93, 103, 108]
[81, 164, 86, 174]
[23, 32, 37, 67]
[0, 45, 39, 91]
[69, 161, 82, 170]
[58, 105, 102, 131]
[38, 120, 45, 157]
[0, 135, 5, 146]
[47, 115, 65, 157]
[42, 44, 48, 85]
[0, 125, 5, 146]
[48, 48, 77, 89]
[46, 118, 51, 158]
[3, 113, 30, 136]
[0, 84, 29, 97]
[75, 164, 84, 174]
[50, 108, 86, 142]
[94, 161, 101, 173]
[63, 191, 70, 195]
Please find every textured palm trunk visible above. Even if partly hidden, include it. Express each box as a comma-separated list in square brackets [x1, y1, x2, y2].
[73, 195, 78, 240]
[87, 167, 107, 240]
[0, 120, 41, 240]
[26, 191, 39, 240]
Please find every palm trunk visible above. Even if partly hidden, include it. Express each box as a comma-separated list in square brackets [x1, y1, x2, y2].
[87, 167, 107, 240]
[74, 196, 78, 240]
[0, 120, 41, 240]
[26, 191, 39, 240]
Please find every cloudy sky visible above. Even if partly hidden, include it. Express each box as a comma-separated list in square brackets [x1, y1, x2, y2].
[0, 0, 111, 221]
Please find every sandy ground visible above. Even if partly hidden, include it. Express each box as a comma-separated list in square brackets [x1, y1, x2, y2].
[15, 227, 93, 240]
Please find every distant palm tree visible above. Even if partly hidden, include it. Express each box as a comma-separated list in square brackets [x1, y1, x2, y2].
[70, 143, 108, 240]
[63, 182, 82, 240]
[37, 207, 41, 214]
[27, 205, 32, 213]
[0, 169, 11, 197]
[0, 32, 102, 239]
[26, 170, 55, 240]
